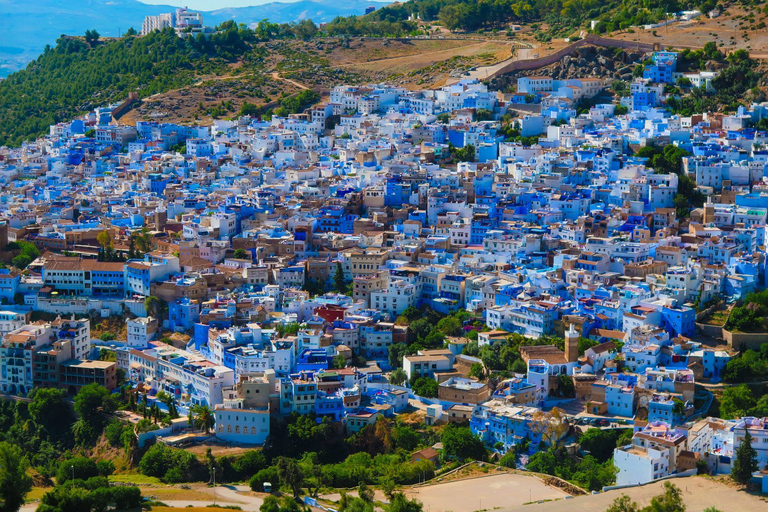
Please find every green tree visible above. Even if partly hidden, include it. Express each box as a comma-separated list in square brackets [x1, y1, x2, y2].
[261, 495, 282, 512]
[579, 428, 631, 463]
[577, 336, 598, 356]
[332, 354, 347, 369]
[276, 457, 304, 499]
[388, 343, 408, 369]
[251, 467, 279, 492]
[389, 368, 407, 386]
[144, 295, 167, 319]
[56, 457, 99, 484]
[96, 230, 113, 250]
[387, 492, 423, 512]
[234, 248, 249, 259]
[133, 227, 155, 255]
[468, 363, 485, 381]
[0, 442, 32, 512]
[475, 109, 493, 121]
[642, 481, 685, 512]
[719, 384, 756, 419]
[333, 263, 347, 293]
[84, 29, 100, 46]
[192, 405, 215, 434]
[74, 384, 116, 419]
[731, 430, 758, 486]
[28, 387, 73, 438]
[411, 377, 438, 398]
[606, 494, 639, 512]
[440, 424, 487, 461]
[435, 316, 462, 337]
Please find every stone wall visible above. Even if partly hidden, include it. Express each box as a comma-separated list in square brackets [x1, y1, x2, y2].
[723, 329, 768, 351]
[490, 35, 658, 78]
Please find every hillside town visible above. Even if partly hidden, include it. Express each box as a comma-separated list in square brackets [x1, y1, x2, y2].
[2, 49, 768, 496]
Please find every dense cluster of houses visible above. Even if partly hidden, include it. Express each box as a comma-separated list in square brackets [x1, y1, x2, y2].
[0, 53, 767, 486]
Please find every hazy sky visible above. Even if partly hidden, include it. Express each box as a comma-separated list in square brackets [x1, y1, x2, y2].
[138, 0, 296, 9]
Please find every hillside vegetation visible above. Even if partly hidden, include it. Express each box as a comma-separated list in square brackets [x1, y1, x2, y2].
[3, 0, 768, 146]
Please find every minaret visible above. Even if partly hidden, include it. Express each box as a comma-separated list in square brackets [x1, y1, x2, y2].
[565, 322, 579, 363]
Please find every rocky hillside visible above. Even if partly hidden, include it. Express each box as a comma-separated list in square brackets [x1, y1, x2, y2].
[491, 46, 649, 92]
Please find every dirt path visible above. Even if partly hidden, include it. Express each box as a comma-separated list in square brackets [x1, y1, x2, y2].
[271, 72, 309, 90]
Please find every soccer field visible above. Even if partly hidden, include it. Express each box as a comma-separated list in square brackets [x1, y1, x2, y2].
[405, 473, 569, 512]
[497, 476, 768, 512]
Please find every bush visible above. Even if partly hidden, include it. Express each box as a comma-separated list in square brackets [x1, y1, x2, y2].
[57, 457, 99, 484]
[104, 421, 125, 447]
[411, 377, 438, 398]
[250, 467, 279, 492]
[233, 450, 268, 477]
[139, 443, 201, 482]
[96, 460, 115, 477]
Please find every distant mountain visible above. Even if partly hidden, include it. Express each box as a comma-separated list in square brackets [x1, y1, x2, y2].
[0, 0, 389, 77]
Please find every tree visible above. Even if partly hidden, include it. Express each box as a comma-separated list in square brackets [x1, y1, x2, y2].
[333, 263, 347, 293]
[261, 495, 282, 512]
[0, 442, 32, 512]
[73, 383, 116, 443]
[56, 457, 99, 484]
[251, 467, 279, 492]
[577, 336, 598, 356]
[719, 384, 756, 419]
[144, 295, 167, 320]
[475, 109, 493, 121]
[440, 424, 487, 462]
[606, 494, 639, 512]
[387, 492, 423, 512]
[276, 457, 304, 499]
[571, 455, 617, 492]
[389, 368, 407, 386]
[84, 29, 100, 46]
[74, 383, 116, 419]
[731, 430, 758, 486]
[192, 405, 215, 434]
[411, 377, 438, 398]
[134, 227, 155, 254]
[96, 230, 113, 250]
[358, 482, 374, 503]
[234, 248, 249, 259]
[124, 27, 138, 37]
[388, 343, 408, 369]
[531, 408, 569, 448]
[435, 316, 462, 337]
[643, 482, 685, 512]
[579, 428, 631, 463]
[28, 387, 73, 439]
[332, 354, 347, 369]
[468, 363, 485, 381]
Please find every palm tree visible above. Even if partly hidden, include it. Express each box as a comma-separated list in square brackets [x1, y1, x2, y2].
[193, 405, 215, 434]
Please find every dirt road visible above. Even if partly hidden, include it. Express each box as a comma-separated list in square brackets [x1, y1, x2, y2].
[502, 476, 768, 512]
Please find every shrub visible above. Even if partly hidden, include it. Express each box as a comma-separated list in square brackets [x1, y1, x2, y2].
[56, 457, 99, 484]
[250, 467, 279, 492]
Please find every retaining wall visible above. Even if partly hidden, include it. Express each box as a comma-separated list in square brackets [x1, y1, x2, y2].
[491, 35, 658, 78]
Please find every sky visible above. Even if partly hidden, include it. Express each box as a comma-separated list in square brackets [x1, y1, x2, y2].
[137, 0, 297, 9]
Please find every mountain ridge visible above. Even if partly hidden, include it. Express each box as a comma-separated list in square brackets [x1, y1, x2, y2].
[0, 0, 389, 77]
